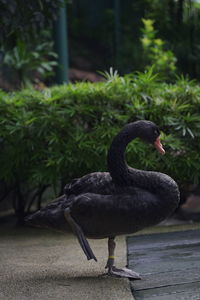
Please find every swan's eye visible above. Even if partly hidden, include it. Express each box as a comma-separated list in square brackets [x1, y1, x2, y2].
[154, 129, 159, 136]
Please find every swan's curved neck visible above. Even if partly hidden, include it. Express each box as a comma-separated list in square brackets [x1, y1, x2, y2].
[107, 123, 180, 213]
[107, 125, 137, 185]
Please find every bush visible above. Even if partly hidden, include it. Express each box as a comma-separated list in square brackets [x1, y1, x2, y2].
[0, 0, 63, 47]
[2, 35, 58, 88]
[0, 1, 62, 88]
[0, 69, 200, 222]
[141, 19, 177, 80]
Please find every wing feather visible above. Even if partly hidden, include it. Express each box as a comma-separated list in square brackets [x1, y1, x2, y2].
[64, 172, 115, 196]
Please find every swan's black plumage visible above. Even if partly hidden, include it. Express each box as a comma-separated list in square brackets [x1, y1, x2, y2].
[25, 120, 180, 276]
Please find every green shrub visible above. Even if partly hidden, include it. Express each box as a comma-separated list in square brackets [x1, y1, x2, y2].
[0, 70, 200, 222]
[2, 35, 58, 87]
[141, 19, 177, 79]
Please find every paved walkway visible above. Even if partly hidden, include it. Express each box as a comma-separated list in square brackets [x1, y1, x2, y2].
[128, 229, 200, 300]
[1, 219, 200, 300]
[0, 226, 133, 300]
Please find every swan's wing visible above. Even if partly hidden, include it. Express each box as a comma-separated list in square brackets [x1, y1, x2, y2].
[67, 189, 160, 238]
[64, 172, 115, 196]
[25, 172, 115, 230]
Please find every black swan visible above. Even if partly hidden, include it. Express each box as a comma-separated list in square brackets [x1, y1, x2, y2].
[25, 120, 180, 279]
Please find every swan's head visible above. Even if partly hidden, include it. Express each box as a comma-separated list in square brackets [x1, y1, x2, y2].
[132, 120, 165, 155]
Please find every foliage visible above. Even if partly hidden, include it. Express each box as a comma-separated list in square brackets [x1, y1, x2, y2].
[0, 1, 66, 88]
[141, 19, 177, 79]
[139, 0, 200, 79]
[2, 34, 58, 87]
[0, 0, 64, 49]
[0, 71, 200, 222]
[68, 0, 200, 79]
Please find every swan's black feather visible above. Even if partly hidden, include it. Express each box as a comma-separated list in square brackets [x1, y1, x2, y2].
[64, 172, 115, 195]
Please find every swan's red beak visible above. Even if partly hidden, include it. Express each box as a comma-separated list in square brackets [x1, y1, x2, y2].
[154, 137, 165, 155]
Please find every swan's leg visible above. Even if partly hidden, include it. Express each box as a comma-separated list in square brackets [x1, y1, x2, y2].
[64, 208, 97, 261]
[105, 237, 116, 270]
[105, 237, 141, 280]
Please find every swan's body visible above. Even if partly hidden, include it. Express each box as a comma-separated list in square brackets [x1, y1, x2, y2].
[25, 120, 180, 278]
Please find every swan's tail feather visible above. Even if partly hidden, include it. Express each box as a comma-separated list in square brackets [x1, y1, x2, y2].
[24, 195, 70, 232]
[64, 208, 97, 261]
[24, 210, 53, 229]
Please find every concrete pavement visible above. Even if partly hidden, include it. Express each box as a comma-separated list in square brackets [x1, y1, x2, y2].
[0, 226, 133, 300]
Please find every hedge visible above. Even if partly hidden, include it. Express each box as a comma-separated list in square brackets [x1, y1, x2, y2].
[0, 70, 200, 222]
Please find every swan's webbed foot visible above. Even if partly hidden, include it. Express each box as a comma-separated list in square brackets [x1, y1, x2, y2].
[107, 266, 141, 279]
[105, 258, 141, 279]
[105, 237, 141, 279]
